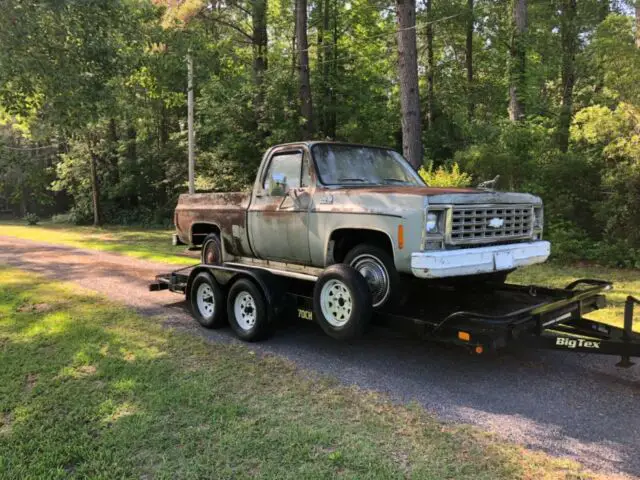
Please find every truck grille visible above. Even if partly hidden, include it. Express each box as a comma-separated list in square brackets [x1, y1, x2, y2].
[449, 205, 534, 245]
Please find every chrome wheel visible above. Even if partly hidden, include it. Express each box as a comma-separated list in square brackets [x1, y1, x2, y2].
[234, 292, 257, 331]
[319, 279, 353, 327]
[350, 254, 390, 308]
[196, 283, 215, 320]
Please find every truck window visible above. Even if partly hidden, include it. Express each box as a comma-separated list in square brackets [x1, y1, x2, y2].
[263, 152, 303, 196]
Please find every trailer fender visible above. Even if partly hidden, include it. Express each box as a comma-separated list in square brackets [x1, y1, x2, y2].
[186, 265, 286, 323]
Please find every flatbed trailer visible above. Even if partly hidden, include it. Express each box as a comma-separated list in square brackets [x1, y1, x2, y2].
[149, 262, 640, 367]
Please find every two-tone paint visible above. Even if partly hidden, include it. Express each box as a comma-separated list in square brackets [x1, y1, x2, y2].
[174, 141, 549, 278]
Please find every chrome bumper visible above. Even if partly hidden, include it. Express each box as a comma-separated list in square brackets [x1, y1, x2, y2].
[410, 241, 551, 279]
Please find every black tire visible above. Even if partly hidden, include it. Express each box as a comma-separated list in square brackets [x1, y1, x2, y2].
[343, 244, 402, 309]
[189, 271, 227, 329]
[313, 264, 373, 341]
[227, 278, 271, 342]
[201, 233, 223, 265]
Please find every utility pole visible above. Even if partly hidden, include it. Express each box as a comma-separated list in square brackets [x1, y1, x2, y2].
[187, 51, 195, 194]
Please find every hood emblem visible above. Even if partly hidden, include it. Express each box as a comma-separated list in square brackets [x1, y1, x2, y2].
[487, 217, 504, 229]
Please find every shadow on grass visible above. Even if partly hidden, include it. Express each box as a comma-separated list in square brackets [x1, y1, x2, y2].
[0, 269, 599, 480]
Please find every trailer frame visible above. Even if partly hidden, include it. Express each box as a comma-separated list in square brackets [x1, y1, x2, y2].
[149, 263, 640, 367]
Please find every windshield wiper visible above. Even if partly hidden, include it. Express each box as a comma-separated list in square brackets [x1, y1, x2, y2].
[383, 178, 410, 185]
[338, 177, 367, 183]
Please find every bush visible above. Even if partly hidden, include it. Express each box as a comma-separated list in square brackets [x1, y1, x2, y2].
[23, 212, 39, 225]
[51, 212, 75, 224]
[418, 162, 472, 187]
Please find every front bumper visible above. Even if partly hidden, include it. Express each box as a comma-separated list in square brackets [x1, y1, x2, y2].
[411, 241, 551, 279]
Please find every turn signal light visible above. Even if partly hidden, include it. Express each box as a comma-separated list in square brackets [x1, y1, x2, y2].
[458, 331, 471, 342]
[398, 224, 404, 250]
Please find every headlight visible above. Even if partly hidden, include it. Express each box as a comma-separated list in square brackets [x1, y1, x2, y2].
[426, 212, 440, 234]
[534, 207, 543, 229]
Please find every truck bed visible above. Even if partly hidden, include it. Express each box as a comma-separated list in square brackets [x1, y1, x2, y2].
[174, 192, 251, 255]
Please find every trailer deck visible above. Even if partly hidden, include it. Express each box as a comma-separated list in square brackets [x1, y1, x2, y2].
[150, 263, 640, 367]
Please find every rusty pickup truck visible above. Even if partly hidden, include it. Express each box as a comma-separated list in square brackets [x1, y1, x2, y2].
[174, 141, 550, 308]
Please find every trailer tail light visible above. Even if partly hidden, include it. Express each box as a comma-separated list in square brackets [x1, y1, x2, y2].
[398, 224, 404, 250]
[458, 331, 470, 342]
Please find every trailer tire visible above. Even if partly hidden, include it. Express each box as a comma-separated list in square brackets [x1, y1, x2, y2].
[344, 244, 401, 309]
[189, 271, 227, 329]
[201, 233, 223, 265]
[313, 264, 373, 341]
[227, 278, 271, 342]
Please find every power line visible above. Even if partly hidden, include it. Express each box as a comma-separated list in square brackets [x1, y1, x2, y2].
[0, 144, 57, 151]
[297, 11, 467, 56]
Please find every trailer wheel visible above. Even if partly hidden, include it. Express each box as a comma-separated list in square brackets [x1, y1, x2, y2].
[189, 271, 226, 329]
[201, 234, 223, 265]
[344, 244, 401, 309]
[313, 264, 373, 340]
[227, 278, 271, 342]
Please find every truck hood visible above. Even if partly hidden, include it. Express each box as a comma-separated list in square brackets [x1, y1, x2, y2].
[332, 186, 542, 205]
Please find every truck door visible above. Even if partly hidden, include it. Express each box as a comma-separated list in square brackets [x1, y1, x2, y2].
[248, 149, 312, 264]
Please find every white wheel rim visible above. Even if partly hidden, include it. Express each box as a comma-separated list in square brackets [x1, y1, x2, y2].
[234, 292, 257, 331]
[320, 279, 353, 328]
[196, 283, 215, 320]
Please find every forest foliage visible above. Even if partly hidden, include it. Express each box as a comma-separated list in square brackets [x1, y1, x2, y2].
[1, 0, 640, 266]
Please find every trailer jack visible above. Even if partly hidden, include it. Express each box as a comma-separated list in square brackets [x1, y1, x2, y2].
[617, 296, 640, 368]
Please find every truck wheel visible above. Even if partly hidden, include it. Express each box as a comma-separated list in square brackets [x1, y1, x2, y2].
[201, 234, 222, 265]
[313, 264, 373, 341]
[344, 244, 401, 309]
[189, 271, 227, 329]
[227, 278, 271, 342]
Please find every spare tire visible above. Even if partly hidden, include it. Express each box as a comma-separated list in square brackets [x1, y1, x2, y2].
[313, 264, 373, 341]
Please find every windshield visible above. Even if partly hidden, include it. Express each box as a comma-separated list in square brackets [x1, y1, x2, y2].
[311, 144, 425, 186]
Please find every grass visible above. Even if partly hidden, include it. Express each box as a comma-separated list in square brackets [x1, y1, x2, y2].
[0, 268, 608, 479]
[511, 262, 640, 330]
[0, 221, 194, 265]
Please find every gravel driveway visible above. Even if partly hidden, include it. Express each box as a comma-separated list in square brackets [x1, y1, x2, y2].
[1, 236, 639, 478]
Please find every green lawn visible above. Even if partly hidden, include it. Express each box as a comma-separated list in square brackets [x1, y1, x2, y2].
[511, 263, 640, 330]
[0, 222, 194, 265]
[0, 268, 603, 479]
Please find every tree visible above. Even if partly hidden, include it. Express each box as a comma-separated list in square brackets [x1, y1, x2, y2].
[425, 0, 434, 130]
[636, 1, 640, 48]
[252, 0, 268, 124]
[395, 0, 422, 169]
[296, 0, 314, 138]
[557, 0, 577, 153]
[466, 0, 474, 121]
[508, 0, 527, 121]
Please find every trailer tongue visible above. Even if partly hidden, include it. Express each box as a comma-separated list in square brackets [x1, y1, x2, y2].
[150, 264, 640, 367]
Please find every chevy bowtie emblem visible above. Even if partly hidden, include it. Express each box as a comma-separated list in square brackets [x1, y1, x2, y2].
[488, 217, 504, 229]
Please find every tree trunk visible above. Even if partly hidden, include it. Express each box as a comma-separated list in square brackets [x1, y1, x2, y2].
[425, 0, 434, 130]
[557, 0, 577, 153]
[317, 0, 325, 135]
[252, 0, 268, 122]
[636, 2, 640, 48]
[327, 0, 337, 138]
[508, 0, 527, 122]
[89, 148, 102, 226]
[466, 0, 474, 121]
[395, 0, 422, 169]
[296, 0, 314, 138]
